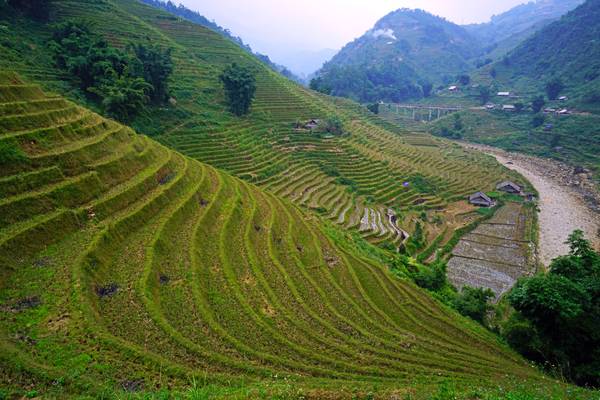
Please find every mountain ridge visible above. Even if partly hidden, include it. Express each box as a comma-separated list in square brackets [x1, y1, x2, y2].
[312, 0, 584, 103]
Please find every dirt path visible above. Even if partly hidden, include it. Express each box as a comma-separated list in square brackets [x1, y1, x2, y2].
[462, 143, 600, 266]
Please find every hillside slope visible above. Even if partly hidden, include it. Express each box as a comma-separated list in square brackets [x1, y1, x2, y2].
[310, 9, 481, 102]
[0, 72, 550, 397]
[486, 0, 600, 111]
[464, 0, 584, 56]
[0, 0, 523, 260]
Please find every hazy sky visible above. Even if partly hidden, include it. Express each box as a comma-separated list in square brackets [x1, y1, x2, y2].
[177, 0, 528, 55]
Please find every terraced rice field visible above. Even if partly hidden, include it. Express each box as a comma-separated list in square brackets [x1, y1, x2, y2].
[447, 202, 537, 298]
[0, 0, 526, 258]
[0, 73, 550, 395]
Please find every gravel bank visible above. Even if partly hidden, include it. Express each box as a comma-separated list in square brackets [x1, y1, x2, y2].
[463, 143, 600, 266]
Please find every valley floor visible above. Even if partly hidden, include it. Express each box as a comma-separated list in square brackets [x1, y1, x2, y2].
[461, 143, 600, 266]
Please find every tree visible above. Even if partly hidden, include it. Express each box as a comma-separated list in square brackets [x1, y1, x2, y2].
[453, 286, 495, 323]
[420, 81, 433, 98]
[89, 71, 152, 122]
[366, 103, 379, 114]
[531, 114, 545, 128]
[514, 102, 524, 112]
[545, 77, 564, 100]
[413, 261, 446, 291]
[453, 113, 463, 131]
[478, 86, 491, 105]
[48, 22, 171, 122]
[220, 63, 256, 116]
[457, 74, 470, 86]
[531, 95, 545, 113]
[321, 115, 344, 135]
[506, 231, 600, 386]
[309, 76, 331, 95]
[129, 43, 173, 104]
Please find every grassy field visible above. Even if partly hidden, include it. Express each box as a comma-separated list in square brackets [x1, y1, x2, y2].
[2, 72, 594, 398]
[1, 1, 598, 397]
[0, 0, 528, 259]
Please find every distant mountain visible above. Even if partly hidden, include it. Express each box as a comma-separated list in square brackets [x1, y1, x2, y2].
[270, 48, 337, 79]
[140, 0, 302, 82]
[465, 0, 585, 57]
[312, 1, 584, 103]
[493, 0, 600, 110]
[311, 9, 481, 103]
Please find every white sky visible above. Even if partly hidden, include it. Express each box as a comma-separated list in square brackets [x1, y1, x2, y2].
[176, 0, 529, 54]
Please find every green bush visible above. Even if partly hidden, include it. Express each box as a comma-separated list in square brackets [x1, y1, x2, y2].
[48, 22, 173, 121]
[0, 139, 27, 165]
[507, 230, 600, 387]
[413, 262, 447, 291]
[220, 63, 256, 116]
[319, 115, 344, 136]
[453, 286, 495, 323]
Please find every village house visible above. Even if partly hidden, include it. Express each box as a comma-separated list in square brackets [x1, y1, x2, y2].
[497, 91, 510, 97]
[485, 103, 496, 110]
[469, 192, 493, 207]
[559, 96, 568, 101]
[496, 181, 521, 194]
[304, 119, 320, 130]
[448, 85, 459, 92]
[502, 104, 515, 111]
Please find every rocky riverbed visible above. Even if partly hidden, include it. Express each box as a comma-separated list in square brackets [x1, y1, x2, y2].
[462, 143, 600, 267]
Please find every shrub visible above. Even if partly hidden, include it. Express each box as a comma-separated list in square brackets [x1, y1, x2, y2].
[507, 230, 600, 386]
[531, 95, 545, 113]
[421, 81, 433, 97]
[366, 103, 379, 114]
[320, 115, 344, 135]
[479, 86, 491, 105]
[48, 22, 173, 121]
[89, 70, 152, 122]
[453, 286, 495, 323]
[545, 77, 564, 100]
[220, 63, 256, 116]
[0, 139, 27, 165]
[531, 114, 545, 128]
[413, 262, 447, 291]
[129, 43, 174, 104]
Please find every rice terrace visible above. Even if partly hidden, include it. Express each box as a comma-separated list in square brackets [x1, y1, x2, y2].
[0, 0, 599, 399]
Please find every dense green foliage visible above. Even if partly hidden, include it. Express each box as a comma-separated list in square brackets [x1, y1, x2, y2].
[48, 22, 173, 121]
[311, 9, 479, 103]
[310, 63, 423, 103]
[453, 286, 495, 323]
[531, 95, 546, 113]
[319, 115, 344, 135]
[492, 0, 600, 111]
[129, 43, 173, 104]
[311, 2, 583, 104]
[505, 231, 600, 387]
[464, 0, 584, 56]
[545, 78, 564, 101]
[219, 63, 257, 116]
